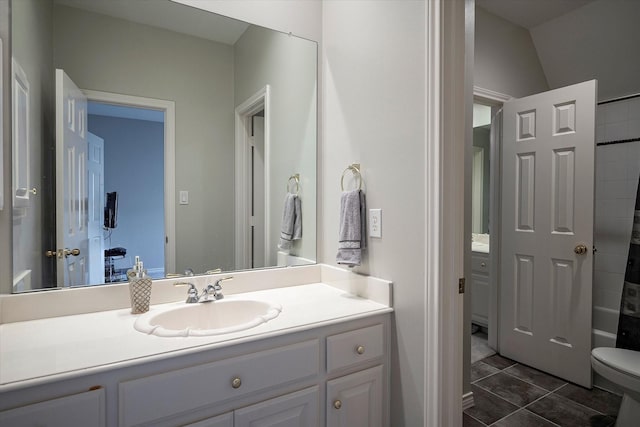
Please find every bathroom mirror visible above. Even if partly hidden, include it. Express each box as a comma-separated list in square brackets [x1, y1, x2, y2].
[472, 103, 491, 235]
[10, 0, 317, 293]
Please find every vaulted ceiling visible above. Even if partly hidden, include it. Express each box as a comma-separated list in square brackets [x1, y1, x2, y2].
[477, 0, 640, 101]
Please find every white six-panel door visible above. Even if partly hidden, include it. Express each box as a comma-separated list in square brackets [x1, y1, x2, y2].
[500, 80, 596, 387]
[56, 69, 89, 287]
[87, 132, 105, 285]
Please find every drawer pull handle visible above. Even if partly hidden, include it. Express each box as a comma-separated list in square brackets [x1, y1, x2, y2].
[231, 377, 242, 389]
[333, 400, 342, 409]
[356, 345, 365, 355]
[480, 262, 486, 267]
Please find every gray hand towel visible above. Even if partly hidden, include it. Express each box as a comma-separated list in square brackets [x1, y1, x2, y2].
[336, 189, 367, 266]
[278, 193, 302, 252]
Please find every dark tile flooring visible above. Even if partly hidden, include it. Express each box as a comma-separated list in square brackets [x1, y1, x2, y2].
[464, 354, 623, 426]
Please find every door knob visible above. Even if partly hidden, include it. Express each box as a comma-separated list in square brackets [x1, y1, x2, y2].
[64, 248, 81, 258]
[574, 244, 588, 255]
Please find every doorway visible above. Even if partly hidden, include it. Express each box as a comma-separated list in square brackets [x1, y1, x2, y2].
[84, 90, 176, 281]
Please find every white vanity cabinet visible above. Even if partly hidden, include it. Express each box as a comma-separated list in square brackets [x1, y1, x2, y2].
[471, 251, 490, 327]
[0, 313, 389, 427]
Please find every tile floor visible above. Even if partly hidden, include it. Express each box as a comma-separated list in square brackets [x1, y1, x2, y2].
[464, 354, 623, 426]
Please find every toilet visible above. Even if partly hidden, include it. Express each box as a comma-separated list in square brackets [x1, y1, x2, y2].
[591, 347, 640, 426]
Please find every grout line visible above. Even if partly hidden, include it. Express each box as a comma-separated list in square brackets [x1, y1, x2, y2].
[549, 386, 614, 417]
[501, 368, 567, 394]
[487, 408, 562, 427]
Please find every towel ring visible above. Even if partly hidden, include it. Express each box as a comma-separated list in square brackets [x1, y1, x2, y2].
[341, 164, 362, 191]
[287, 174, 300, 195]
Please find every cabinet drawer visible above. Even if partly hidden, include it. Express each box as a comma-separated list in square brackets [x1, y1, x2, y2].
[0, 387, 105, 427]
[327, 324, 384, 374]
[119, 340, 319, 427]
[471, 254, 490, 273]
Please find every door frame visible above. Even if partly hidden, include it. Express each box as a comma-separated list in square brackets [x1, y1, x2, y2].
[473, 87, 511, 351]
[82, 89, 176, 276]
[234, 85, 271, 270]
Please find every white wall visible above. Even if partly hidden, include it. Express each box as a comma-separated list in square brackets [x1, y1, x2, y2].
[53, 4, 237, 274]
[531, 0, 640, 102]
[173, 0, 322, 42]
[593, 97, 640, 336]
[11, 0, 54, 290]
[474, 6, 549, 98]
[234, 25, 317, 265]
[322, 1, 426, 424]
[88, 115, 165, 274]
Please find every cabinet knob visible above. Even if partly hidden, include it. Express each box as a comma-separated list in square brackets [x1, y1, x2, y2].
[356, 345, 365, 355]
[231, 377, 242, 389]
[480, 262, 486, 267]
[333, 400, 342, 409]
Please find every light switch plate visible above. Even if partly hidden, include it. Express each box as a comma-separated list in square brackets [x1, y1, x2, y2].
[179, 190, 189, 205]
[369, 209, 382, 238]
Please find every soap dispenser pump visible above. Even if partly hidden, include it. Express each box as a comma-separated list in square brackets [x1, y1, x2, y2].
[127, 256, 152, 314]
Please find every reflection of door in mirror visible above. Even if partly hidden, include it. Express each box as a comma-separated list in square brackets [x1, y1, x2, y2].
[251, 113, 266, 268]
[55, 69, 89, 287]
[472, 103, 491, 235]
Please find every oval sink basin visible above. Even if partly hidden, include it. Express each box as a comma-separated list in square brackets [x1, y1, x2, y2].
[134, 299, 282, 337]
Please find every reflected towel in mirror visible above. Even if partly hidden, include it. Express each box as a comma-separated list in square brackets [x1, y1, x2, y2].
[278, 193, 302, 252]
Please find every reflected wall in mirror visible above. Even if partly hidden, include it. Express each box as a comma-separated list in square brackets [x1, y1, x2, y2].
[472, 103, 491, 235]
[10, 0, 317, 293]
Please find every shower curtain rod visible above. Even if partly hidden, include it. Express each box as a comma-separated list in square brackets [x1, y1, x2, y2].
[597, 137, 640, 147]
[598, 92, 640, 105]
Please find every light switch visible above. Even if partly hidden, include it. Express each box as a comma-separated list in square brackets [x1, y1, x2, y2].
[179, 190, 189, 205]
[369, 209, 382, 238]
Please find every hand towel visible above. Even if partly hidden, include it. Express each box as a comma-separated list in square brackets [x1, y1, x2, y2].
[336, 189, 367, 266]
[278, 193, 302, 251]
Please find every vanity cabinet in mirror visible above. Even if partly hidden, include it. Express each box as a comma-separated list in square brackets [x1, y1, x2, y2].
[9, 0, 317, 293]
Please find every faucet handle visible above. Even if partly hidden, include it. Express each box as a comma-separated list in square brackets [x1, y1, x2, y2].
[214, 276, 234, 288]
[174, 282, 198, 303]
[205, 268, 222, 274]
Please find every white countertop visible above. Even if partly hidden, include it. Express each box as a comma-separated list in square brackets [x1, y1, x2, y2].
[0, 282, 391, 391]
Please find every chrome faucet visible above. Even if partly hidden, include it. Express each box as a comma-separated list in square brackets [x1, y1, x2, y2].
[174, 282, 199, 303]
[202, 276, 234, 302]
[174, 276, 234, 303]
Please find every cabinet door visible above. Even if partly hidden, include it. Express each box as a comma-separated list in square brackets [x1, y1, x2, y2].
[471, 273, 489, 326]
[326, 366, 383, 427]
[234, 386, 318, 427]
[0, 387, 105, 427]
[184, 412, 233, 427]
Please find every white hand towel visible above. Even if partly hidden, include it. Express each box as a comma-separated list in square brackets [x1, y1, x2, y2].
[278, 193, 302, 252]
[336, 189, 366, 267]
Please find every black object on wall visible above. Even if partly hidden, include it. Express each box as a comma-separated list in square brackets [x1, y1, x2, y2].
[616, 176, 640, 351]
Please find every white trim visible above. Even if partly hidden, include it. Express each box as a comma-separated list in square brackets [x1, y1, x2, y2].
[234, 85, 271, 269]
[473, 86, 512, 103]
[424, 0, 442, 423]
[82, 90, 176, 276]
[462, 391, 475, 411]
[425, 0, 466, 425]
[11, 58, 30, 209]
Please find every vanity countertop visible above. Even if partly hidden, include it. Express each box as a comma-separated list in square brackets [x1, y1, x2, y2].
[0, 281, 391, 392]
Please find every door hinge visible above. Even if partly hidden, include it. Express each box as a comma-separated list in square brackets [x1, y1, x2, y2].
[459, 278, 466, 294]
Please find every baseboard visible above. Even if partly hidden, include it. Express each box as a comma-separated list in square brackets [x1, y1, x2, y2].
[462, 391, 475, 410]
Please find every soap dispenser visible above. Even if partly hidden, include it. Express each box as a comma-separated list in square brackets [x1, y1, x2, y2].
[127, 256, 153, 314]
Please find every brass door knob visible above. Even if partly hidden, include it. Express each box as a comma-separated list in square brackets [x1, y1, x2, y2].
[333, 400, 342, 409]
[356, 345, 365, 355]
[231, 377, 242, 389]
[45, 250, 57, 258]
[574, 244, 588, 255]
[64, 248, 81, 258]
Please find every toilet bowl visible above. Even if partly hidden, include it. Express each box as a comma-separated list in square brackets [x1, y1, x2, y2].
[591, 347, 640, 426]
